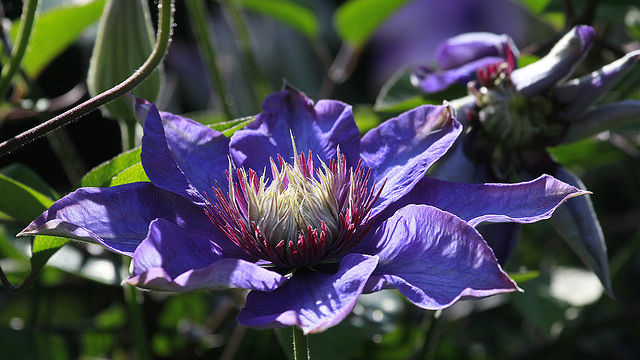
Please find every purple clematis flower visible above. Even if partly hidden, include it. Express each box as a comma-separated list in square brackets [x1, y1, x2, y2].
[412, 25, 640, 295]
[20, 87, 585, 334]
[411, 32, 519, 93]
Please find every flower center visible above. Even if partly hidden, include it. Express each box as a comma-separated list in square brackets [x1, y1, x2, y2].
[205, 144, 383, 268]
[464, 57, 567, 180]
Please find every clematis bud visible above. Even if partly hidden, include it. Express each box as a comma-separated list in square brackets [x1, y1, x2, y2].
[87, 0, 163, 124]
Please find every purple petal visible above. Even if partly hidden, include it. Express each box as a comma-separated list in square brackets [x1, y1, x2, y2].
[411, 57, 507, 93]
[237, 253, 378, 334]
[129, 95, 152, 125]
[561, 100, 640, 143]
[19, 183, 217, 256]
[437, 32, 519, 70]
[360, 105, 461, 217]
[229, 86, 361, 175]
[512, 25, 595, 97]
[365, 205, 520, 309]
[378, 174, 587, 228]
[555, 50, 640, 119]
[549, 167, 613, 296]
[126, 219, 284, 291]
[141, 105, 230, 205]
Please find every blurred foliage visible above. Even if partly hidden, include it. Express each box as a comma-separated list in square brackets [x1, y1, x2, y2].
[1, 0, 640, 359]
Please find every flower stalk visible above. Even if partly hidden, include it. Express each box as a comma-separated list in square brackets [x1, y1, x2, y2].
[293, 326, 310, 360]
[0, 0, 175, 157]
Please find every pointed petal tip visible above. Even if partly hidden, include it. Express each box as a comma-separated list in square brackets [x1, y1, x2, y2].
[573, 25, 595, 50]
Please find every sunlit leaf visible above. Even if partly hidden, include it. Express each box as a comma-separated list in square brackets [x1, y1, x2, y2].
[106, 163, 149, 186]
[0, 173, 54, 223]
[353, 105, 381, 134]
[240, 0, 319, 39]
[334, 0, 412, 47]
[80, 147, 142, 187]
[10, 0, 106, 77]
[31, 235, 70, 269]
[509, 270, 540, 283]
[210, 115, 256, 137]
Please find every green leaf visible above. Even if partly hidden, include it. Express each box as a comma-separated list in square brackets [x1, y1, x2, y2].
[509, 270, 540, 283]
[31, 235, 70, 273]
[334, 0, 412, 47]
[107, 163, 149, 186]
[374, 67, 465, 113]
[516, 0, 552, 13]
[80, 147, 142, 187]
[374, 67, 430, 112]
[353, 105, 381, 134]
[210, 115, 256, 137]
[1, 163, 58, 200]
[239, 0, 319, 39]
[0, 173, 54, 223]
[10, 0, 106, 77]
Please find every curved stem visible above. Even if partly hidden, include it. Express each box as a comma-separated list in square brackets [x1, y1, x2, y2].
[0, 0, 175, 157]
[0, 261, 34, 294]
[185, 0, 235, 120]
[0, 0, 38, 98]
[292, 326, 309, 360]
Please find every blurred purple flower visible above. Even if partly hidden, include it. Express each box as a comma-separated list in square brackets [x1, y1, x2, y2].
[20, 87, 584, 334]
[414, 25, 640, 295]
[411, 32, 519, 93]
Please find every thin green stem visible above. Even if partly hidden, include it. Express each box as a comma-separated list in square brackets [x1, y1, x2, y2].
[0, 0, 175, 157]
[0, 0, 38, 98]
[185, 0, 235, 120]
[292, 326, 309, 360]
[120, 120, 138, 151]
[221, 0, 269, 111]
[124, 284, 150, 360]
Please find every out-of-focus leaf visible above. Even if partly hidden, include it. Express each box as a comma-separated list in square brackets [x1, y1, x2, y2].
[10, 0, 106, 77]
[0, 173, 54, 223]
[80, 147, 142, 187]
[550, 168, 613, 297]
[509, 270, 540, 283]
[94, 303, 126, 329]
[1, 163, 58, 200]
[374, 67, 466, 113]
[334, 0, 412, 47]
[0, 328, 68, 360]
[239, 0, 319, 39]
[374, 68, 431, 112]
[625, 7, 640, 40]
[353, 105, 381, 134]
[511, 274, 568, 337]
[517, 0, 552, 13]
[549, 137, 621, 169]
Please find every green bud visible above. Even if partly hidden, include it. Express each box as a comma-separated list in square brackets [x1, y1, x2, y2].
[87, 0, 163, 123]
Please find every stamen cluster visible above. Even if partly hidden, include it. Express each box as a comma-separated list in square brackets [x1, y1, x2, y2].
[205, 147, 383, 268]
